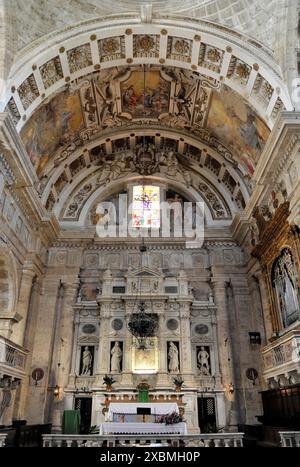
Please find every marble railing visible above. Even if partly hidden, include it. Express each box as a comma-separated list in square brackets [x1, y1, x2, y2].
[0, 337, 27, 371]
[43, 433, 244, 447]
[279, 431, 300, 447]
[0, 434, 7, 447]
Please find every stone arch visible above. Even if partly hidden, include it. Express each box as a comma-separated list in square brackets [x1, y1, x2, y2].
[73, 174, 230, 228]
[3, 15, 292, 126]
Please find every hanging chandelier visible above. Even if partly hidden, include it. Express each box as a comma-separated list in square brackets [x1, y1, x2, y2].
[127, 243, 158, 349]
[128, 300, 158, 345]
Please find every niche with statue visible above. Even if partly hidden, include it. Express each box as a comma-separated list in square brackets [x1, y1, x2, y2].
[79, 345, 94, 376]
[167, 341, 180, 373]
[110, 341, 123, 373]
[196, 345, 211, 376]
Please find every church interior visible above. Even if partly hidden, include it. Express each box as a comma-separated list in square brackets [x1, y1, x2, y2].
[0, 0, 299, 448]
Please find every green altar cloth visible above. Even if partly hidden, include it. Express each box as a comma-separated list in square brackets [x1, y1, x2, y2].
[137, 389, 149, 402]
[62, 410, 81, 434]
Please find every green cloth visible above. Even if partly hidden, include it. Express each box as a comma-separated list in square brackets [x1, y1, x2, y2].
[62, 410, 81, 434]
[138, 389, 149, 402]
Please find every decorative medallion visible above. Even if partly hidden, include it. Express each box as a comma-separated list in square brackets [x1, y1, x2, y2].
[111, 318, 123, 331]
[195, 324, 209, 335]
[167, 319, 179, 331]
[82, 324, 96, 334]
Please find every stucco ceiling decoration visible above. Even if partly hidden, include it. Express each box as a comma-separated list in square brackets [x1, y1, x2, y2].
[4, 16, 291, 130]
[39, 126, 248, 227]
[1, 15, 292, 228]
[19, 63, 270, 181]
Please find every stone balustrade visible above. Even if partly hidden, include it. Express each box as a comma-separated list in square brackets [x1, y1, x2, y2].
[279, 431, 300, 447]
[0, 434, 7, 447]
[0, 336, 27, 371]
[261, 328, 300, 382]
[43, 432, 244, 447]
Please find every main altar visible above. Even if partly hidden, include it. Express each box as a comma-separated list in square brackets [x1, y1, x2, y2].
[100, 402, 187, 435]
[99, 422, 187, 435]
[108, 402, 179, 420]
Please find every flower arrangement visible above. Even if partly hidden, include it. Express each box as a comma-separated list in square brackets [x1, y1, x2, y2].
[102, 374, 116, 386]
[157, 410, 185, 425]
[172, 375, 184, 388]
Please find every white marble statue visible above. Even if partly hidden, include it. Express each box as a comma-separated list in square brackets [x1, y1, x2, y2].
[81, 346, 93, 376]
[168, 341, 179, 373]
[111, 341, 122, 372]
[197, 346, 210, 375]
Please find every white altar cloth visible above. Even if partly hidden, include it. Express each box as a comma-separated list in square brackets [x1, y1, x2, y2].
[99, 422, 187, 435]
[108, 402, 178, 419]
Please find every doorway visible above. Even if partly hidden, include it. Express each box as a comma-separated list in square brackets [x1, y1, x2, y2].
[74, 397, 92, 434]
[197, 397, 216, 432]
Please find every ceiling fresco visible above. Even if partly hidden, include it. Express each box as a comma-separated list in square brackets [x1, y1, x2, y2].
[20, 89, 84, 175]
[20, 65, 270, 177]
[207, 87, 270, 174]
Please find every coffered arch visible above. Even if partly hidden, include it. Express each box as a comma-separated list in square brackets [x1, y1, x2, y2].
[58, 173, 229, 229]
[52, 164, 235, 229]
[4, 16, 291, 127]
[40, 127, 248, 225]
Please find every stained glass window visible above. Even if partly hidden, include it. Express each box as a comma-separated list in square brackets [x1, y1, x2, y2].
[132, 185, 160, 228]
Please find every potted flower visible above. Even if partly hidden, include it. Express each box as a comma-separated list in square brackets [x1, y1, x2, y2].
[172, 375, 184, 392]
[102, 374, 116, 391]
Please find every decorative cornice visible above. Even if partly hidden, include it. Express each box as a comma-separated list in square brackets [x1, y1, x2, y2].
[0, 153, 16, 185]
[251, 202, 291, 260]
[50, 238, 238, 250]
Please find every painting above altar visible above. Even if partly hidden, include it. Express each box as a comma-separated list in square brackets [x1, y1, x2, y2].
[132, 338, 158, 374]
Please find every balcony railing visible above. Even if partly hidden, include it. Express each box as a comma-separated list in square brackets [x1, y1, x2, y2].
[279, 431, 300, 447]
[0, 337, 27, 372]
[0, 434, 7, 447]
[43, 433, 244, 447]
[262, 328, 300, 378]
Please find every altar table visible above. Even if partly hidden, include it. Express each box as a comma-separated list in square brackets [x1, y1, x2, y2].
[107, 402, 179, 420]
[99, 422, 188, 435]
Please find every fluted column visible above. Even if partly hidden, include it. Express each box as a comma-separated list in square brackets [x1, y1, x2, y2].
[156, 312, 169, 386]
[17, 275, 40, 420]
[179, 303, 194, 385]
[70, 313, 80, 376]
[211, 280, 233, 385]
[11, 263, 36, 346]
[49, 280, 78, 432]
[58, 281, 79, 390]
[121, 310, 133, 386]
[211, 279, 235, 427]
[95, 302, 111, 384]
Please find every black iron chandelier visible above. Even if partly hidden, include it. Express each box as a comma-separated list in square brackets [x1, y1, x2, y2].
[128, 300, 158, 342]
[127, 243, 158, 349]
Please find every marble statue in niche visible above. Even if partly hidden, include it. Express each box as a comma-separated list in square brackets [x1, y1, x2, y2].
[197, 346, 210, 376]
[110, 341, 123, 372]
[168, 341, 180, 373]
[80, 346, 94, 376]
